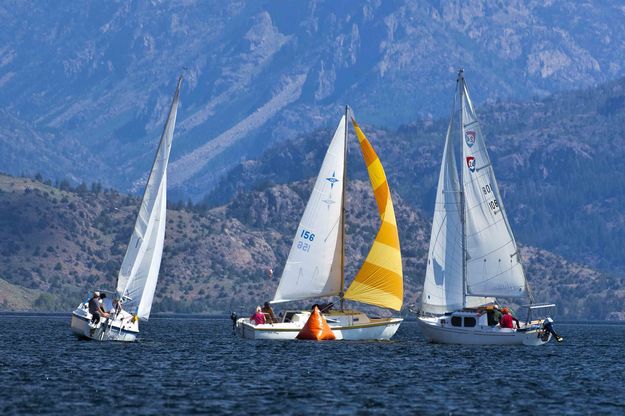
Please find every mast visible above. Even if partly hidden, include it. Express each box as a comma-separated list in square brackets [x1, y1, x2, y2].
[339, 105, 348, 311]
[458, 69, 467, 310]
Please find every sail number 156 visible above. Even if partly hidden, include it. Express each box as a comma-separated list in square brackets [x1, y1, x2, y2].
[300, 230, 315, 241]
[297, 229, 315, 252]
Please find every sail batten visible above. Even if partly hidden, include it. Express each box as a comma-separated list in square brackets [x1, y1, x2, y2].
[116, 76, 182, 320]
[344, 118, 403, 311]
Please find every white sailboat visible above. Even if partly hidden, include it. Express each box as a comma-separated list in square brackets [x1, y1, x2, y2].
[71, 76, 183, 342]
[416, 70, 558, 345]
[237, 108, 404, 340]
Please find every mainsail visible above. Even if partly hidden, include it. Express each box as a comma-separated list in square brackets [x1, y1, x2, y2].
[460, 77, 527, 298]
[272, 116, 346, 303]
[116, 76, 182, 320]
[344, 117, 403, 311]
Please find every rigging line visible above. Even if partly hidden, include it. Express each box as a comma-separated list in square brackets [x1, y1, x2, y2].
[323, 217, 341, 242]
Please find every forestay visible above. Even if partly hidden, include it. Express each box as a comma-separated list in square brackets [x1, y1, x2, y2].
[116, 76, 182, 320]
[460, 80, 527, 298]
[344, 117, 403, 311]
[273, 116, 346, 303]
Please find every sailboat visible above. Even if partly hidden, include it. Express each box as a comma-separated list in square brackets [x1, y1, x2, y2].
[416, 70, 558, 345]
[70, 76, 183, 341]
[237, 107, 404, 340]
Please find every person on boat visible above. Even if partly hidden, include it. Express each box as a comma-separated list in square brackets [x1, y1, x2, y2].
[499, 308, 520, 329]
[88, 292, 100, 324]
[99, 292, 107, 310]
[487, 305, 503, 326]
[261, 302, 277, 323]
[88, 291, 109, 325]
[250, 306, 266, 325]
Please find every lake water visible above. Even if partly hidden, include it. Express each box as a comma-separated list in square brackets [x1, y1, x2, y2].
[1, 315, 624, 415]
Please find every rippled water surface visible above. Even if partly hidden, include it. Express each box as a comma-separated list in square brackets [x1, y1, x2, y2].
[1, 315, 624, 415]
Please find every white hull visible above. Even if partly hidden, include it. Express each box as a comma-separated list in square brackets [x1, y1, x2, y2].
[237, 310, 402, 341]
[416, 315, 551, 346]
[70, 303, 139, 342]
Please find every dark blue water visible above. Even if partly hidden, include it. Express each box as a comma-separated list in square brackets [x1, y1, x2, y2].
[1, 315, 624, 415]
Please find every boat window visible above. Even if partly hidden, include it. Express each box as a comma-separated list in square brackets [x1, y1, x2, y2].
[464, 317, 476, 327]
[284, 312, 296, 323]
[451, 316, 462, 327]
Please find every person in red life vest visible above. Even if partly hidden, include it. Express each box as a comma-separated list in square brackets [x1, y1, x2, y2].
[250, 306, 266, 325]
[499, 308, 521, 329]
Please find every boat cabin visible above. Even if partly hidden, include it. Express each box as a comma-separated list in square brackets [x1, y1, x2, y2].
[440, 311, 489, 328]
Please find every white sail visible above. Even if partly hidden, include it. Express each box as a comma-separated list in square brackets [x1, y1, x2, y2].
[460, 80, 527, 298]
[116, 77, 182, 319]
[421, 115, 464, 314]
[273, 116, 346, 303]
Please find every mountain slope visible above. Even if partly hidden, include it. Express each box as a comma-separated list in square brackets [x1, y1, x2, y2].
[3, 1, 625, 195]
[0, 173, 622, 319]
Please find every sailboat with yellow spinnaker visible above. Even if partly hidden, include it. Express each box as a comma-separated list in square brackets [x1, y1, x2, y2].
[236, 108, 404, 340]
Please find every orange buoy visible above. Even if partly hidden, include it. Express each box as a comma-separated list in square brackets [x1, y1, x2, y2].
[296, 306, 336, 340]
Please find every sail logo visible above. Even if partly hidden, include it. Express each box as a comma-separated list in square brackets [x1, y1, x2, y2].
[326, 171, 340, 189]
[466, 156, 476, 172]
[465, 130, 476, 147]
[322, 195, 336, 207]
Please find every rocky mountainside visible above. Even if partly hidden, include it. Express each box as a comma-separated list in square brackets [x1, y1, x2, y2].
[206, 75, 625, 274]
[0, 174, 622, 319]
[2, 1, 625, 196]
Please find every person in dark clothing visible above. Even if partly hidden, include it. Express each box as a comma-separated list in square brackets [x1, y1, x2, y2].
[88, 292, 100, 324]
[486, 306, 502, 326]
[88, 291, 109, 325]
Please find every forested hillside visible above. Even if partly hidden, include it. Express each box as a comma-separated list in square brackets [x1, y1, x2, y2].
[0, 174, 622, 319]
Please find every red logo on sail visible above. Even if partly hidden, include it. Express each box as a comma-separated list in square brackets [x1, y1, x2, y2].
[466, 156, 476, 172]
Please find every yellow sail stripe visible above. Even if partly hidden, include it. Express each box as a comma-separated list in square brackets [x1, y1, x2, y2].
[360, 240, 402, 276]
[345, 274, 403, 311]
[375, 221, 400, 250]
[345, 118, 403, 311]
